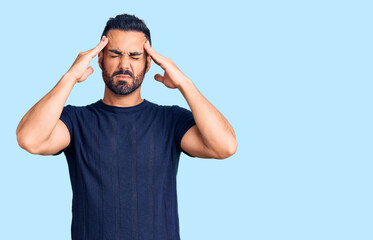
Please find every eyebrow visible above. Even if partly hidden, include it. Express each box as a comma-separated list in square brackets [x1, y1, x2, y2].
[108, 49, 143, 56]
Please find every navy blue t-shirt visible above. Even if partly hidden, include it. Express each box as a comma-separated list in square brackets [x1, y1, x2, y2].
[55, 99, 196, 240]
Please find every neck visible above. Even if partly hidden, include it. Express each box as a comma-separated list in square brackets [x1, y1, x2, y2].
[102, 86, 144, 107]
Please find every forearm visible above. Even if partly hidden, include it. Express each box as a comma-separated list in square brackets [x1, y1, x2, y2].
[178, 77, 237, 155]
[16, 73, 76, 149]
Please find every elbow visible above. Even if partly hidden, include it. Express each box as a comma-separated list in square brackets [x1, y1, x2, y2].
[17, 133, 28, 150]
[216, 139, 238, 159]
[17, 133, 41, 154]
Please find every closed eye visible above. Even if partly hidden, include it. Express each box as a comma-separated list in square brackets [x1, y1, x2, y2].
[110, 55, 140, 60]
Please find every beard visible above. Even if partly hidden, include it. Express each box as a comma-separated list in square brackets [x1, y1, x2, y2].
[101, 60, 147, 95]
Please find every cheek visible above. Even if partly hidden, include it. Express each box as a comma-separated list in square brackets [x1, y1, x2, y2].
[135, 60, 145, 67]
[135, 58, 147, 69]
[103, 58, 118, 71]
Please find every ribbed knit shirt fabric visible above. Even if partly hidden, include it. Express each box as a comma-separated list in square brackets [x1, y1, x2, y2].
[55, 99, 196, 240]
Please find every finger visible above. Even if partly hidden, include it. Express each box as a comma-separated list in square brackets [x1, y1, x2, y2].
[144, 41, 168, 67]
[154, 73, 164, 83]
[80, 66, 94, 81]
[93, 36, 109, 54]
[89, 36, 109, 57]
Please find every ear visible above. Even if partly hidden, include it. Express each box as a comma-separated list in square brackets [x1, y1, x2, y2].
[145, 55, 151, 73]
[98, 51, 103, 70]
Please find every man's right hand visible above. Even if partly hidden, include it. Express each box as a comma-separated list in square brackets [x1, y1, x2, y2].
[66, 36, 109, 83]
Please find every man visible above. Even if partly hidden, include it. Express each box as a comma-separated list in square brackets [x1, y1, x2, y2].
[16, 13, 237, 240]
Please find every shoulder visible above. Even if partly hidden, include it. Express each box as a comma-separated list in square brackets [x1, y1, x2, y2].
[159, 103, 192, 119]
[148, 100, 190, 112]
[142, 101, 193, 124]
[144, 100, 176, 114]
[170, 104, 193, 119]
[63, 100, 101, 112]
[60, 101, 101, 122]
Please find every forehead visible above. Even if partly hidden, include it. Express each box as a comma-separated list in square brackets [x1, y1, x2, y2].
[106, 29, 146, 52]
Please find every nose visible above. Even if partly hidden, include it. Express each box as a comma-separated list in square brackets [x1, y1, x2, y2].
[118, 55, 132, 70]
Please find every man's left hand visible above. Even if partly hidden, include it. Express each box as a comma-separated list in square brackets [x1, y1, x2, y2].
[144, 41, 189, 89]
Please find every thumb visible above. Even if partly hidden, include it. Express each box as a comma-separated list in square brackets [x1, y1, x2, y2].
[154, 74, 164, 83]
[79, 66, 94, 82]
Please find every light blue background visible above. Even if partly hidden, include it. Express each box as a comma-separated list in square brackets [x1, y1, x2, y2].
[1, 0, 372, 239]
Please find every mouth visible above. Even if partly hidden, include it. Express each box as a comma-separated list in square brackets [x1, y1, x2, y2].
[116, 75, 132, 79]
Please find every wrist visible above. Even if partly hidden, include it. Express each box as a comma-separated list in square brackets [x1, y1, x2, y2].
[61, 72, 78, 85]
[177, 77, 193, 92]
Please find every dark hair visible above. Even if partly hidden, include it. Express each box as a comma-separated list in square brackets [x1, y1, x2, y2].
[100, 13, 151, 49]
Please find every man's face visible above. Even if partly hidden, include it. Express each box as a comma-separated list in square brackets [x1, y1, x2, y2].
[98, 30, 151, 95]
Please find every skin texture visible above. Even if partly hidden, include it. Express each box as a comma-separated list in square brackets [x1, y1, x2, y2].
[98, 30, 151, 106]
[16, 29, 238, 159]
[142, 39, 238, 158]
[101, 58, 147, 96]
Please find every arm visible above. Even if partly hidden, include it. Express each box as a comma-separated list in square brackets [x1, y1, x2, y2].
[16, 36, 109, 155]
[178, 79, 237, 159]
[143, 41, 237, 159]
[16, 74, 75, 155]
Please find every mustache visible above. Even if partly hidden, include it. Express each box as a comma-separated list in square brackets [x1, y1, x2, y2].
[113, 70, 134, 78]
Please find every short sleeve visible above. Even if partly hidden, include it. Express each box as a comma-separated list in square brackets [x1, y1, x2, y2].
[172, 105, 196, 157]
[53, 105, 74, 156]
